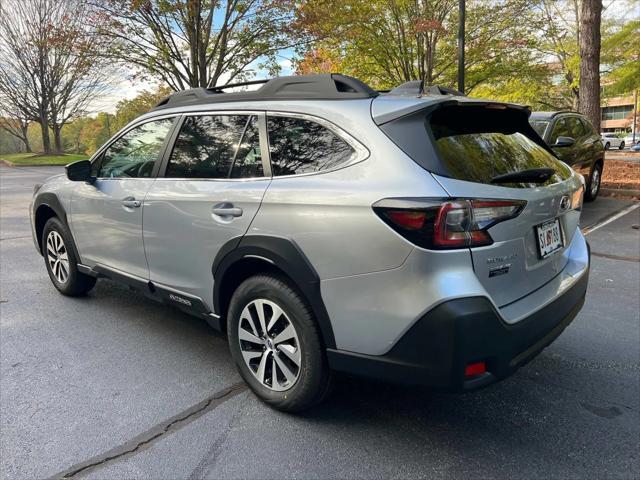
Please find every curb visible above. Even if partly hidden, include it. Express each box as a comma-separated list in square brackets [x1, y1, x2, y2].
[600, 187, 640, 198]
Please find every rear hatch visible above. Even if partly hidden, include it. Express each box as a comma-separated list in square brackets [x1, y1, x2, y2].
[378, 100, 584, 307]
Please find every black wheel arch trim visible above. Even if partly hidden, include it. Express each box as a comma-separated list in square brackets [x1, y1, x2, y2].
[212, 235, 337, 349]
[33, 192, 82, 261]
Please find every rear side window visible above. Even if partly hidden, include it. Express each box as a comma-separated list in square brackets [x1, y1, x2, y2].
[429, 106, 571, 186]
[267, 116, 355, 176]
[167, 115, 263, 179]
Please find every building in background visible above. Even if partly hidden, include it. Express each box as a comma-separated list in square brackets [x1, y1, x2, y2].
[601, 92, 639, 135]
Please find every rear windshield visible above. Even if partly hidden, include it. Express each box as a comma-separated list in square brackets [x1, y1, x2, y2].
[379, 104, 571, 187]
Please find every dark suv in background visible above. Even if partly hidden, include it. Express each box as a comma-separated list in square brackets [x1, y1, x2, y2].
[530, 111, 604, 201]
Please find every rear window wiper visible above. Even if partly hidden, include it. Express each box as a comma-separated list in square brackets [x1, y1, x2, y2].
[490, 168, 556, 184]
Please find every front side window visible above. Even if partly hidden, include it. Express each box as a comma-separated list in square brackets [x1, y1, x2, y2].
[267, 116, 355, 176]
[97, 118, 174, 178]
[549, 118, 571, 144]
[565, 117, 586, 139]
[167, 115, 263, 179]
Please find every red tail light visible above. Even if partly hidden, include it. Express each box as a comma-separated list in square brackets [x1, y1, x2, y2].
[465, 361, 486, 377]
[374, 198, 526, 250]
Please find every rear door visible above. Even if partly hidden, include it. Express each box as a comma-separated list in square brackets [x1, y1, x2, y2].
[142, 112, 271, 310]
[424, 105, 583, 307]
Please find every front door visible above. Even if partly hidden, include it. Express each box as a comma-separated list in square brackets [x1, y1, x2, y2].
[69, 117, 176, 279]
[143, 113, 271, 310]
[549, 117, 579, 167]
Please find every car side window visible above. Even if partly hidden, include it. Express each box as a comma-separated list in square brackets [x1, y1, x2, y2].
[566, 117, 586, 139]
[98, 118, 175, 178]
[166, 115, 263, 179]
[550, 118, 571, 144]
[580, 117, 595, 136]
[267, 116, 355, 176]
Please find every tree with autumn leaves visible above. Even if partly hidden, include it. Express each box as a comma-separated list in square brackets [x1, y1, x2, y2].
[1, 0, 637, 155]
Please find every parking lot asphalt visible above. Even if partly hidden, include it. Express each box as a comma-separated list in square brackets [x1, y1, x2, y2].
[1, 165, 639, 479]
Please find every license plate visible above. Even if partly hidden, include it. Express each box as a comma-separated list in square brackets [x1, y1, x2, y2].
[536, 219, 563, 258]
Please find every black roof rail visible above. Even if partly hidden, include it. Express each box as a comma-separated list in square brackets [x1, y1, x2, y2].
[152, 74, 378, 110]
[387, 80, 465, 97]
[207, 79, 271, 93]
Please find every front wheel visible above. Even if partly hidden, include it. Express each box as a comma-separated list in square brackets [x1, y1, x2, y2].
[227, 274, 332, 412]
[585, 163, 602, 202]
[604, 142, 610, 150]
[42, 217, 96, 296]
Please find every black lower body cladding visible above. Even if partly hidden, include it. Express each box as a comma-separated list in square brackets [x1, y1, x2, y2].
[327, 257, 590, 391]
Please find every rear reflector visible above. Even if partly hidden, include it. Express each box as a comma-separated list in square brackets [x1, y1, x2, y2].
[465, 362, 486, 377]
[374, 198, 526, 250]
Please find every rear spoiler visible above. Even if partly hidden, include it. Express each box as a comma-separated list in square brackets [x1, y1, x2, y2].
[373, 97, 532, 126]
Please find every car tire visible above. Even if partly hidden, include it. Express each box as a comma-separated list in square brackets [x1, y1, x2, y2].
[227, 274, 332, 412]
[585, 163, 602, 202]
[619, 142, 625, 150]
[42, 217, 97, 296]
[604, 142, 610, 150]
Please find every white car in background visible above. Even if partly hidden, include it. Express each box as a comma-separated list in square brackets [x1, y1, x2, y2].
[601, 133, 625, 150]
[622, 134, 638, 149]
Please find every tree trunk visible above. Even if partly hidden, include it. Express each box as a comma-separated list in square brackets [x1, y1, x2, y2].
[53, 125, 63, 154]
[578, 0, 602, 132]
[39, 115, 51, 154]
[21, 124, 32, 153]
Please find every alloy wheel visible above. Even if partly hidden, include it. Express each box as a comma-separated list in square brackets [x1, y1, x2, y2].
[591, 168, 601, 197]
[237, 298, 301, 392]
[46, 231, 69, 284]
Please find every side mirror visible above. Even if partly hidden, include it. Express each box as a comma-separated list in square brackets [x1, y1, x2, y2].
[553, 136, 575, 147]
[65, 160, 93, 182]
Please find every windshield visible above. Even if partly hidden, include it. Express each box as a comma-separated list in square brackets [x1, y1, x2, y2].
[530, 120, 549, 138]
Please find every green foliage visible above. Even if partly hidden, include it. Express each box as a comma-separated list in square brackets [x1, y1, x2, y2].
[602, 20, 640, 96]
[0, 152, 87, 166]
[111, 87, 172, 131]
[296, 0, 551, 94]
[2, 86, 173, 156]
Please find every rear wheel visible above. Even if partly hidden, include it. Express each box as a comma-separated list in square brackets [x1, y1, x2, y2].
[619, 141, 625, 150]
[227, 274, 332, 412]
[585, 163, 602, 202]
[42, 217, 96, 296]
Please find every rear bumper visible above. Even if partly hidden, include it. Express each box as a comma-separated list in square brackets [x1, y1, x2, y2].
[327, 245, 589, 391]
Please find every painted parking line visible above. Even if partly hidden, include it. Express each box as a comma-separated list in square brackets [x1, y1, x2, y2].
[581, 203, 640, 236]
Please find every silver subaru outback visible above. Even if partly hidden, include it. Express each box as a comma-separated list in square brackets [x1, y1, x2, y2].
[31, 74, 590, 411]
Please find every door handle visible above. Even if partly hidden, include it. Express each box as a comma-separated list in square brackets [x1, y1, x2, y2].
[212, 203, 243, 217]
[122, 197, 141, 208]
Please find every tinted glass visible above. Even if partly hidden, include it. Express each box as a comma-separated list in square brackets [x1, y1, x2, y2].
[566, 117, 585, 138]
[168, 115, 262, 179]
[267, 116, 354, 176]
[580, 117, 595, 136]
[98, 118, 174, 178]
[549, 118, 571, 144]
[429, 107, 571, 187]
[530, 120, 549, 137]
[230, 116, 263, 179]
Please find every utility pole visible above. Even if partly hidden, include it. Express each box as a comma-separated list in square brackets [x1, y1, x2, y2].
[633, 89, 638, 144]
[457, 0, 465, 94]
